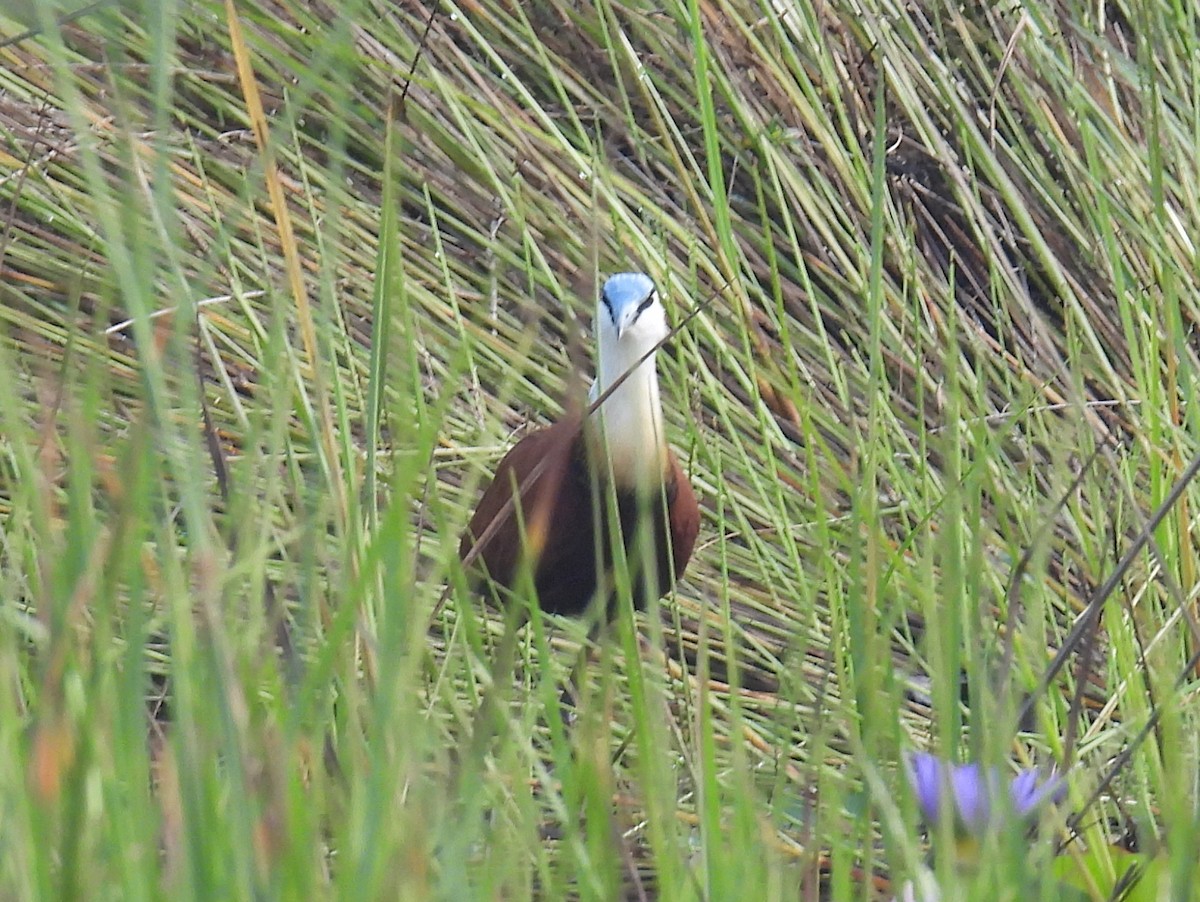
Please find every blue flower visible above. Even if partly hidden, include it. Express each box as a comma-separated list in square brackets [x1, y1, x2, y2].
[906, 752, 1065, 835]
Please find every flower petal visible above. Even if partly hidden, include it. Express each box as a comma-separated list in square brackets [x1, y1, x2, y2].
[1009, 767, 1065, 817]
[907, 752, 948, 825]
[950, 762, 992, 831]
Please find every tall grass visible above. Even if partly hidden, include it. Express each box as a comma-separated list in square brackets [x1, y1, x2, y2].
[1, 0, 1198, 898]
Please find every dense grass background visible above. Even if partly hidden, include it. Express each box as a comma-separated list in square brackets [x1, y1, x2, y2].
[2, 0, 1200, 898]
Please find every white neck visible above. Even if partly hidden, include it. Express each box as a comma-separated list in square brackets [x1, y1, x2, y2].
[590, 333, 668, 489]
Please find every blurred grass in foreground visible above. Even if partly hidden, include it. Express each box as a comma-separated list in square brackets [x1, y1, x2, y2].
[1, 0, 1199, 898]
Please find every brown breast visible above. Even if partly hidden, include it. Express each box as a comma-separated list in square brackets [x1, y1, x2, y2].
[460, 416, 698, 617]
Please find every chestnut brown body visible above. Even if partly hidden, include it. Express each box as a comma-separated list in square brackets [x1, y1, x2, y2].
[460, 414, 698, 618]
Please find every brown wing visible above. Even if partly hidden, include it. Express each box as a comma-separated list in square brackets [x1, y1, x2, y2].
[665, 449, 699, 581]
[460, 414, 587, 594]
[462, 421, 697, 617]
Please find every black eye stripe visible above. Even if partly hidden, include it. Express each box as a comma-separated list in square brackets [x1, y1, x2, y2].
[601, 288, 655, 325]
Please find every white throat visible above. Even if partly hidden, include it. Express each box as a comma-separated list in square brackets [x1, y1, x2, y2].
[590, 329, 668, 489]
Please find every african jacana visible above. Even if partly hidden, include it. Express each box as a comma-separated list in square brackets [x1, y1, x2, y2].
[460, 272, 698, 620]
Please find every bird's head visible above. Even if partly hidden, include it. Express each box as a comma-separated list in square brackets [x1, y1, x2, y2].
[597, 272, 668, 350]
[590, 271, 671, 481]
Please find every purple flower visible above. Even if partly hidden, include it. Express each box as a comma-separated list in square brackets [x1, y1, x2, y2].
[906, 752, 1064, 835]
[1008, 766, 1065, 816]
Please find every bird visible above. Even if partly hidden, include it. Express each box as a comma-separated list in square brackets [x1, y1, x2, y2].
[460, 271, 699, 621]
